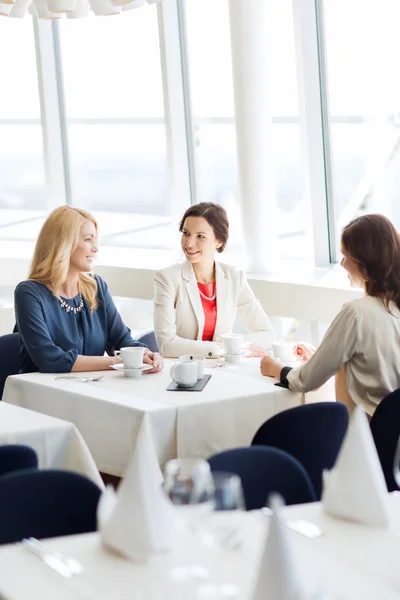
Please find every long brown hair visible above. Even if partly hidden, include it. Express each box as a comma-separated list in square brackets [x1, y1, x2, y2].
[341, 214, 400, 311]
[29, 206, 99, 311]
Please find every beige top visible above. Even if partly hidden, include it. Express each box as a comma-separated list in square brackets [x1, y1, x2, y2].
[287, 295, 400, 415]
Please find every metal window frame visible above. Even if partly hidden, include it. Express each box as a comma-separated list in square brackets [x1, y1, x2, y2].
[33, 20, 71, 208]
[292, 0, 335, 266]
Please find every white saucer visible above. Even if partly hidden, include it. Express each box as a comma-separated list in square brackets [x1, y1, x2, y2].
[217, 349, 251, 357]
[111, 363, 153, 372]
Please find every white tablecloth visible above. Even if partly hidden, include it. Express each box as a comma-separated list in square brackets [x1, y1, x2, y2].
[1, 496, 400, 599]
[0, 403, 104, 489]
[2, 358, 305, 476]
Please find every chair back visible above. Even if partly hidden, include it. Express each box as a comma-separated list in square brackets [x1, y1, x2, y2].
[0, 333, 20, 400]
[136, 330, 159, 353]
[208, 446, 316, 510]
[0, 445, 38, 478]
[251, 402, 348, 499]
[0, 470, 102, 545]
[370, 388, 400, 491]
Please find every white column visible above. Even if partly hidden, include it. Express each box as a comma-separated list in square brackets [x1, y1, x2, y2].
[228, 0, 278, 273]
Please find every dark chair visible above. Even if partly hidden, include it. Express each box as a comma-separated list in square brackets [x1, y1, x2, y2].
[370, 388, 400, 491]
[0, 469, 102, 545]
[136, 329, 159, 353]
[0, 445, 38, 477]
[208, 446, 316, 510]
[251, 402, 349, 499]
[0, 332, 20, 400]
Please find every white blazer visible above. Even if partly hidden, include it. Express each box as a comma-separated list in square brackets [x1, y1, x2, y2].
[153, 260, 275, 358]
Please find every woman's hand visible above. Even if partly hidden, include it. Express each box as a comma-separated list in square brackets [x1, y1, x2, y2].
[260, 354, 282, 379]
[295, 342, 316, 362]
[143, 350, 164, 374]
[248, 344, 268, 358]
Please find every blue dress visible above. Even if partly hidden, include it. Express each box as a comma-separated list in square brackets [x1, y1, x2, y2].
[14, 275, 146, 374]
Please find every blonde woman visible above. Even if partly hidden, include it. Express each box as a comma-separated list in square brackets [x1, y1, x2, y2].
[14, 206, 163, 374]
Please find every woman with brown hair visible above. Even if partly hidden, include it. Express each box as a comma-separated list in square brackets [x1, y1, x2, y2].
[153, 202, 275, 357]
[260, 214, 400, 416]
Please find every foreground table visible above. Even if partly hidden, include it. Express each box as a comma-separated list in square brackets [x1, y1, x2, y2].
[2, 358, 303, 476]
[0, 403, 104, 488]
[1, 496, 400, 599]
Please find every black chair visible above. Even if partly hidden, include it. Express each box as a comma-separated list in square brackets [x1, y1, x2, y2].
[0, 470, 102, 545]
[0, 445, 38, 478]
[0, 332, 20, 400]
[251, 402, 349, 499]
[208, 446, 316, 510]
[136, 330, 159, 353]
[370, 388, 400, 491]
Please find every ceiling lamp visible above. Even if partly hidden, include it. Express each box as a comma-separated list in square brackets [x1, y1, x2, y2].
[0, 0, 164, 18]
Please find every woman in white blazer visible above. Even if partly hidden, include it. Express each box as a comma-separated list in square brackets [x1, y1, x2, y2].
[154, 202, 275, 358]
[260, 214, 400, 417]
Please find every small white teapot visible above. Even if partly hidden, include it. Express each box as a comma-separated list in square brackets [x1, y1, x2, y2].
[170, 361, 197, 387]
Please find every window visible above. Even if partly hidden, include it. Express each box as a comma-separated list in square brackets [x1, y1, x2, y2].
[324, 0, 400, 259]
[59, 8, 179, 250]
[0, 20, 46, 242]
[184, 0, 310, 263]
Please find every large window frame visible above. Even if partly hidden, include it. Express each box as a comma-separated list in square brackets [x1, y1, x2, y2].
[2, 0, 373, 273]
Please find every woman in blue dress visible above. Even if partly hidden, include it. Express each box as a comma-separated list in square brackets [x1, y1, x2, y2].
[14, 206, 163, 374]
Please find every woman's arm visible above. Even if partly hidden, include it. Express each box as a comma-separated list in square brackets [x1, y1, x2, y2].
[237, 271, 275, 350]
[261, 303, 359, 392]
[15, 283, 121, 373]
[153, 270, 220, 358]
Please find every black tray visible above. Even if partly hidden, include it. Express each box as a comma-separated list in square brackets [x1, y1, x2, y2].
[167, 374, 211, 392]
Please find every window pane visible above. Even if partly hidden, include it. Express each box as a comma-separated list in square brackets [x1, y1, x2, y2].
[184, 0, 309, 262]
[0, 20, 46, 241]
[60, 9, 175, 250]
[324, 0, 400, 257]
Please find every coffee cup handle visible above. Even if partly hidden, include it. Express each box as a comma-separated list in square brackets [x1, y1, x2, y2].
[114, 350, 121, 356]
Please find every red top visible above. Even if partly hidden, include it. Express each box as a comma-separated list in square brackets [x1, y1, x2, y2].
[197, 282, 217, 342]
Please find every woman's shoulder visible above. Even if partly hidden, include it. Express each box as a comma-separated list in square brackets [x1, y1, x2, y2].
[154, 263, 184, 282]
[15, 280, 49, 299]
[217, 261, 244, 280]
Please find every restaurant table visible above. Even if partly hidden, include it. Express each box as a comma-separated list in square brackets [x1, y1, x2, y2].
[2, 358, 311, 477]
[1, 495, 400, 599]
[0, 403, 104, 488]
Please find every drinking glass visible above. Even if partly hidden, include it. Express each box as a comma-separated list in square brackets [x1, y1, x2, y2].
[212, 472, 246, 512]
[163, 458, 215, 581]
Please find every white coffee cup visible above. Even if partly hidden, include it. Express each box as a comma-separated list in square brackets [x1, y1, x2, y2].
[114, 347, 144, 369]
[179, 355, 205, 380]
[170, 361, 197, 388]
[221, 333, 243, 355]
[272, 341, 296, 363]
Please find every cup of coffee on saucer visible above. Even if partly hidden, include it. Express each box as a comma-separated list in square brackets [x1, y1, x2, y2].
[220, 333, 244, 364]
[170, 360, 198, 387]
[114, 347, 145, 378]
[272, 341, 297, 364]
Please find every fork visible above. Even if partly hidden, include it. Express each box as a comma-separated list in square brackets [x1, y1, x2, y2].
[55, 375, 104, 383]
[261, 507, 323, 539]
[22, 537, 83, 576]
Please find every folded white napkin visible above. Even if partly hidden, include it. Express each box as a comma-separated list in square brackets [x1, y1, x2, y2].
[98, 417, 174, 561]
[252, 496, 309, 600]
[322, 405, 390, 527]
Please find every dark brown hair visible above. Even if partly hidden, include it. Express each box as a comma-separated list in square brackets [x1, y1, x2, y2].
[179, 202, 229, 253]
[341, 214, 400, 310]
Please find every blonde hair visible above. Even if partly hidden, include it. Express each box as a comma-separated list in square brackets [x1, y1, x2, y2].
[29, 206, 99, 311]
